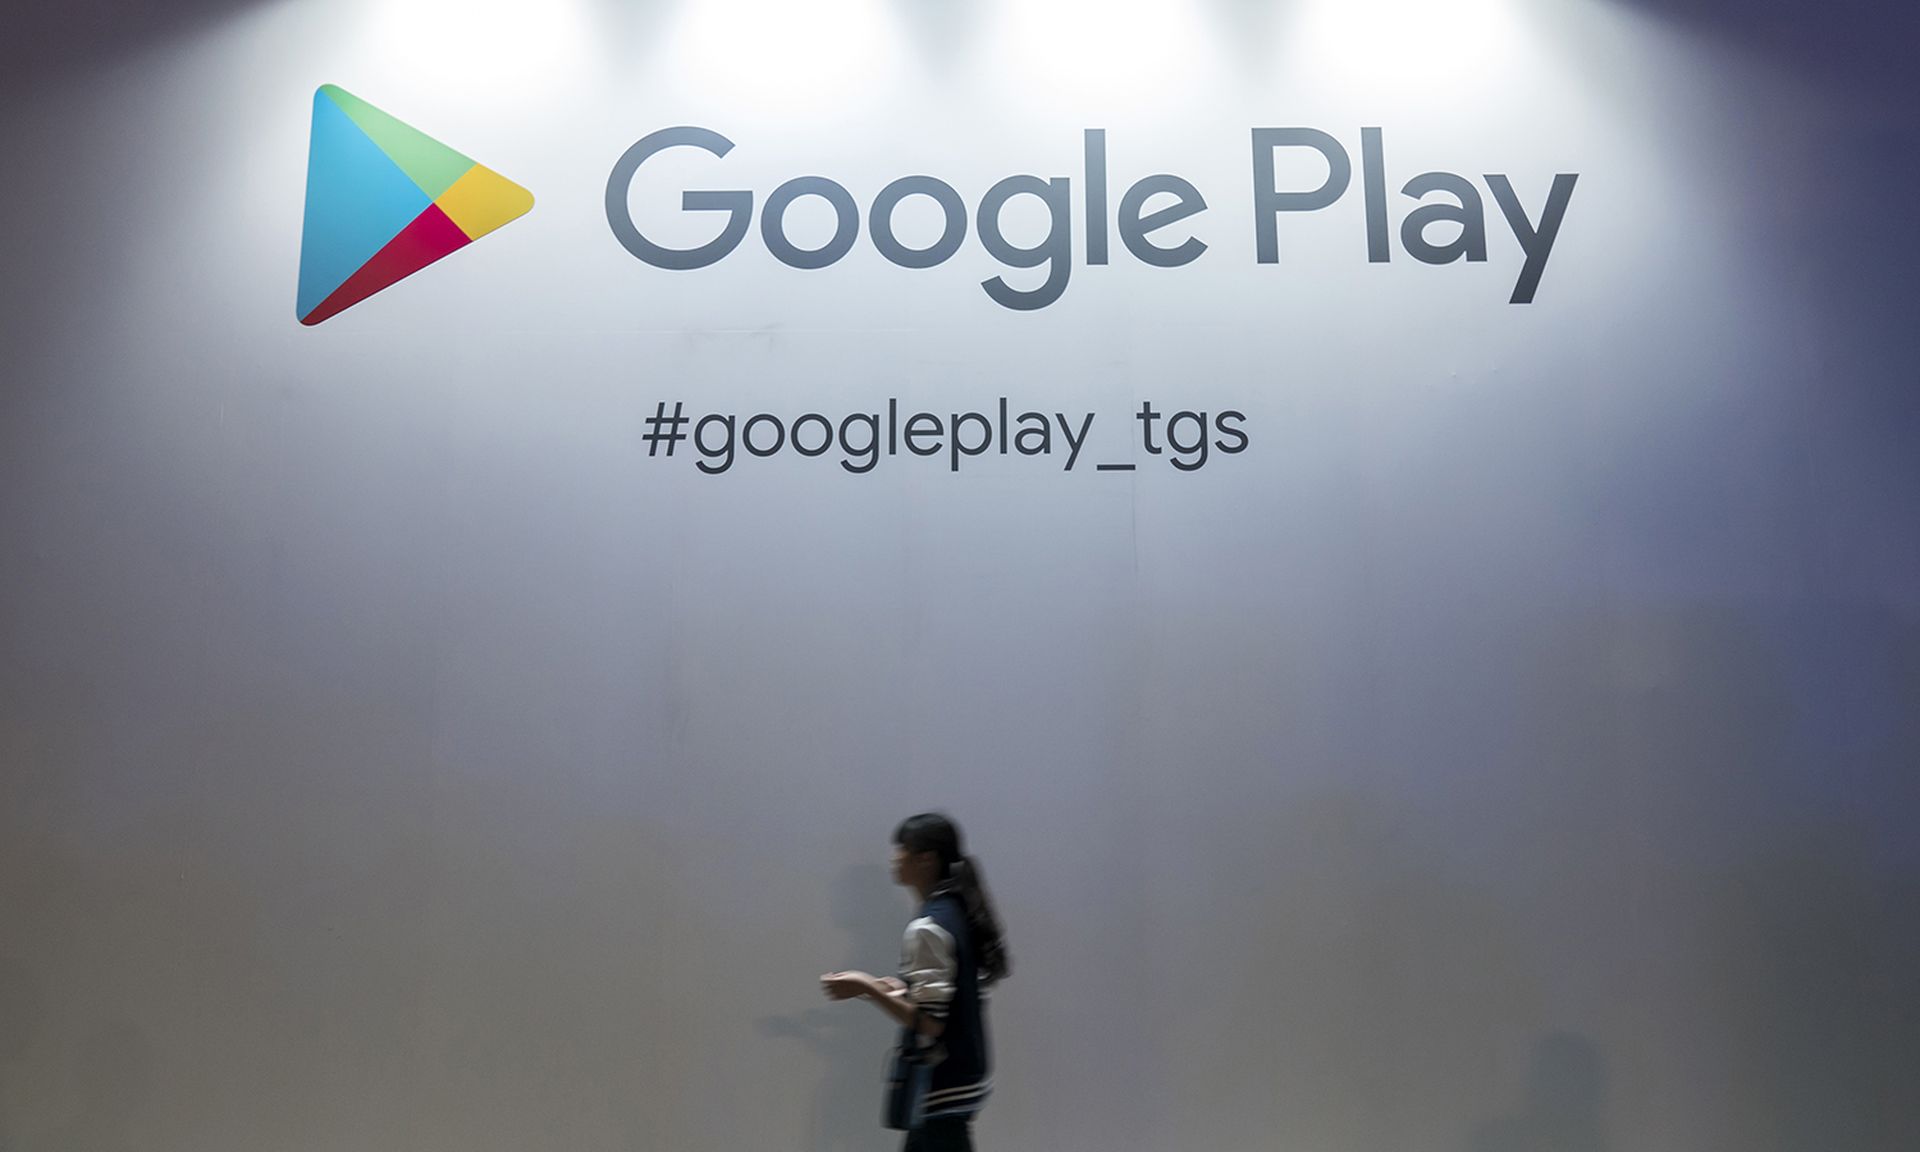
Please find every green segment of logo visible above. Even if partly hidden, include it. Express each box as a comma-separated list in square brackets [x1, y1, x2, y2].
[296, 85, 533, 325]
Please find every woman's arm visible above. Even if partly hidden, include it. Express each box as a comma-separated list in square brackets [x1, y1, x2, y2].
[820, 971, 945, 1036]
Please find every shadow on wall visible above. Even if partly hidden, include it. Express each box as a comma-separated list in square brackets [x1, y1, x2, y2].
[1594, 0, 1920, 397]
[1696, 831, 1920, 1151]
[755, 863, 904, 1152]
[1212, 788, 1545, 1151]
[1607, 0, 1920, 91]
[1516, 605, 1920, 1151]
[0, 0, 262, 94]
[0, 956, 44, 1152]
[1466, 1033, 1608, 1152]
[0, 0, 696, 97]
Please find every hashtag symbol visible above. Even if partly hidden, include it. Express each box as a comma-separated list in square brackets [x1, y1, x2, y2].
[643, 401, 688, 457]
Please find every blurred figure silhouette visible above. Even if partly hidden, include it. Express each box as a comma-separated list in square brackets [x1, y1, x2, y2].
[821, 814, 1010, 1152]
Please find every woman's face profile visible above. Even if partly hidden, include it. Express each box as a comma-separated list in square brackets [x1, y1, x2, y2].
[890, 842, 935, 889]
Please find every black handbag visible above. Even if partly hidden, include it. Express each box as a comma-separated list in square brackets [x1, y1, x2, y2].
[883, 1026, 944, 1131]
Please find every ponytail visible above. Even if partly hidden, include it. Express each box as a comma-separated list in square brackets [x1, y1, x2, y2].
[949, 854, 1011, 986]
[894, 814, 1012, 986]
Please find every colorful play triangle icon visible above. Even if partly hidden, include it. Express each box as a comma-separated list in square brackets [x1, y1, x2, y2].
[296, 84, 533, 325]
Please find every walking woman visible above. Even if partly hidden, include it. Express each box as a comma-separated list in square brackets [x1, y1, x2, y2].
[822, 813, 1010, 1152]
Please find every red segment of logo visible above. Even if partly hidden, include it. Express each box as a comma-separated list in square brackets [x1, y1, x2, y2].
[303, 204, 473, 326]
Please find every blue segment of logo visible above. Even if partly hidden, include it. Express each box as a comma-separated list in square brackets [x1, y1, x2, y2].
[296, 89, 431, 318]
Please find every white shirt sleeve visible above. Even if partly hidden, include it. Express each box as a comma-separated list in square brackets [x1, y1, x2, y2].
[899, 916, 957, 1018]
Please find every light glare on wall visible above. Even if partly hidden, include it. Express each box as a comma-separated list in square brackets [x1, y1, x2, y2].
[1287, 0, 1525, 92]
[350, 0, 600, 95]
[664, 0, 906, 116]
[991, 0, 1219, 113]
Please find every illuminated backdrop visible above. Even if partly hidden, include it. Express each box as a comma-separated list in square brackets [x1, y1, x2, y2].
[1, 2, 1916, 1150]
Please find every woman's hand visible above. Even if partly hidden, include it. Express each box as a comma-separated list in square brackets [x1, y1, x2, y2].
[820, 971, 879, 1000]
[822, 971, 935, 1033]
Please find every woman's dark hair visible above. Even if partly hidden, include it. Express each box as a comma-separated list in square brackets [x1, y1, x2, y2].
[894, 813, 1010, 985]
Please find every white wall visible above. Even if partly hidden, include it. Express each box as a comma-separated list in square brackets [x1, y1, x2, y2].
[2, 2, 1917, 1150]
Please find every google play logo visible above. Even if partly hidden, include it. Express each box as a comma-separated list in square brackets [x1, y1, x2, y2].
[296, 85, 532, 325]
